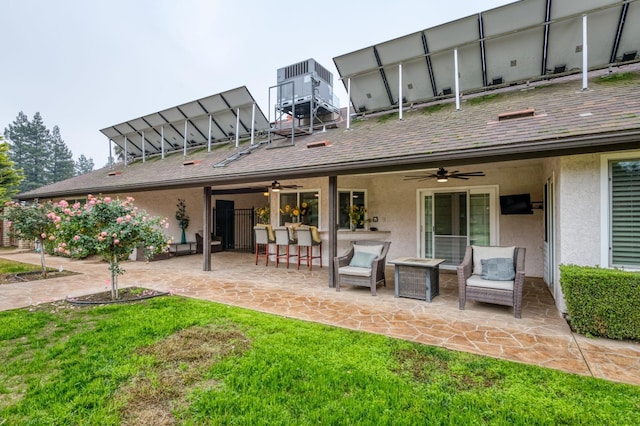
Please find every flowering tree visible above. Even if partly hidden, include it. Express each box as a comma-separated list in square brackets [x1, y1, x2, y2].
[53, 195, 170, 299]
[3, 200, 55, 277]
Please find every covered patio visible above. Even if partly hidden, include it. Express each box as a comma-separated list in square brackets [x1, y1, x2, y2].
[1, 250, 639, 386]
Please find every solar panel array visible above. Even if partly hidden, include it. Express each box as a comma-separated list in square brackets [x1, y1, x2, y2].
[100, 86, 269, 159]
[333, 0, 639, 114]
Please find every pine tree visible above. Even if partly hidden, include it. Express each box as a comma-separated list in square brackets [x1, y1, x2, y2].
[75, 154, 95, 175]
[49, 126, 74, 182]
[4, 111, 52, 192]
[0, 136, 24, 203]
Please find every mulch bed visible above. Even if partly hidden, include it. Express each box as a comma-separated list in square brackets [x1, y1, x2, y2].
[66, 287, 169, 305]
[0, 270, 79, 284]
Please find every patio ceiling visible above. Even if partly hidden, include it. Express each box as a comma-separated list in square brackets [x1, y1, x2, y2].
[100, 86, 270, 160]
[334, 0, 640, 113]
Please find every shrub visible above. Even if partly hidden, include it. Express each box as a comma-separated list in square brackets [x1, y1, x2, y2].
[560, 265, 640, 340]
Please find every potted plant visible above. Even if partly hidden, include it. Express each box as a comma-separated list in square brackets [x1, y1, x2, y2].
[175, 199, 189, 243]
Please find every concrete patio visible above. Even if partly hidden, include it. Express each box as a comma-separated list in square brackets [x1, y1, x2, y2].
[1, 250, 639, 387]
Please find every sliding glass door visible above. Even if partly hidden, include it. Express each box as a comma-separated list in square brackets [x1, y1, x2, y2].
[421, 187, 496, 268]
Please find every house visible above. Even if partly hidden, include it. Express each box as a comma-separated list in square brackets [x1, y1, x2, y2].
[7, 0, 640, 314]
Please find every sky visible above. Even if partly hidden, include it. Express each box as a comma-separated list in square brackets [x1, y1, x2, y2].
[1, 0, 514, 168]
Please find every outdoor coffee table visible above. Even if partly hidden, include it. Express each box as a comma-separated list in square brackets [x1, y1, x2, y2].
[168, 241, 197, 256]
[390, 257, 446, 302]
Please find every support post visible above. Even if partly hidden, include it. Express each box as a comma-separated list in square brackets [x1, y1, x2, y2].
[108, 139, 113, 169]
[328, 175, 338, 288]
[203, 186, 212, 271]
[183, 120, 188, 156]
[235, 108, 240, 148]
[399, 63, 403, 120]
[346, 78, 351, 130]
[141, 130, 145, 163]
[207, 115, 212, 152]
[454, 48, 461, 111]
[124, 135, 128, 167]
[161, 125, 165, 159]
[582, 14, 588, 91]
[250, 103, 256, 145]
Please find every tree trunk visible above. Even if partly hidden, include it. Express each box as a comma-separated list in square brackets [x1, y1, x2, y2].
[38, 238, 47, 278]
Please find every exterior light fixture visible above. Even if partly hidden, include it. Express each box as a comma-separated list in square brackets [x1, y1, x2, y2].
[437, 177, 448, 183]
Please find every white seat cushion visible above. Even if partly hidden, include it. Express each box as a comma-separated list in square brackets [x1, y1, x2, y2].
[466, 274, 514, 291]
[472, 246, 515, 276]
[338, 266, 372, 277]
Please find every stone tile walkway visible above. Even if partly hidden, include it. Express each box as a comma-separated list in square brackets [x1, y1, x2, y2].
[1, 250, 639, 386]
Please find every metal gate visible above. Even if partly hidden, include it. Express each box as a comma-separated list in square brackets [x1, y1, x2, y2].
[213, 208, 255, 252]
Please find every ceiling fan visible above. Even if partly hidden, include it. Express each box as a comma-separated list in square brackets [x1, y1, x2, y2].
[269, 180, 303, 192]
[404, 168, 485, 183]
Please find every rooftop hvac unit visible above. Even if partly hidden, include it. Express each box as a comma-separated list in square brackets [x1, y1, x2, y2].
[276, 58, 338, 118]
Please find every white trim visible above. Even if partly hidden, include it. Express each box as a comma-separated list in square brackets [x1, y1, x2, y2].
[416, 184, 499, 262]
[337, 188, 368, 230]
[600, 149, 640, 269]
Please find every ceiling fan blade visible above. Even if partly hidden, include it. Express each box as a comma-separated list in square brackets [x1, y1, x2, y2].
[453, 172, 485, 177]
[451, 176, 470, 179]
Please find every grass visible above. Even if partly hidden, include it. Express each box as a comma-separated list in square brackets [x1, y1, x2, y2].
[0, 297, 638, 425]
[596, 71, 640, 84]
[0, 258, 52, 275]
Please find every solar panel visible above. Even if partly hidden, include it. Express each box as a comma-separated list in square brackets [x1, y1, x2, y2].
[333, 0, 638, 114]
[100, 86, 269, 159]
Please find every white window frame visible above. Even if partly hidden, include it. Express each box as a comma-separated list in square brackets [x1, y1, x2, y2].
[337, 189, 368, 230]
[600, 150, 640, 270]
[277, 189, 321, 228]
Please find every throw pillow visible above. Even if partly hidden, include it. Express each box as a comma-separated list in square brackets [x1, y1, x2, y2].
[481, 258, 515, 281]
[353, 244, 384, 258]
[349, 251, 377, 268]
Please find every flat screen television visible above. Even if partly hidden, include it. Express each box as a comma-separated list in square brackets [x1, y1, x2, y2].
[500, 193, 533, 215]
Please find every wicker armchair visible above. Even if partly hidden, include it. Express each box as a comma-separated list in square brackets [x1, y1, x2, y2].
[334, 240, 391, 296]
[195, 232, 222, 254]
[457, 245, 526, 318]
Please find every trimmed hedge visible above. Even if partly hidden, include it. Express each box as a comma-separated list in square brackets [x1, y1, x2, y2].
[560, 265, 640, 340]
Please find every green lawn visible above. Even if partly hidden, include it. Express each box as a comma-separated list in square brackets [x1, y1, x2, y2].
[0, 296, 638, 425]
[0, 258, 48, 275]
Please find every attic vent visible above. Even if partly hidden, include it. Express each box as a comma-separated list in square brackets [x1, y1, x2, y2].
[498, 108, 535, 121]
[183, 160, 200, 166]
[307, 140, 331, 149]
[107, 171, 122, 176]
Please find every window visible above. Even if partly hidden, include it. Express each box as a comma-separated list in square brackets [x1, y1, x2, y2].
[610, 159, 640, 267]
[279, 191, 319, 227]
[338, 190, 366, 229]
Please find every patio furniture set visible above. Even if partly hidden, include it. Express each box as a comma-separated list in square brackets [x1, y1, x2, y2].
[254, 225, 322, 270]
[254, 224, 526, 317]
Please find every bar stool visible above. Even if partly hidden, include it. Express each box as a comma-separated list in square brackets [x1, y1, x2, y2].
[297, 226, 322, 271]
[274, 227, 298, 268]
[254, 225, 275, 266]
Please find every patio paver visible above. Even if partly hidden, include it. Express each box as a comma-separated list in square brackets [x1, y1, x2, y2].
[1, 250, 639, 386]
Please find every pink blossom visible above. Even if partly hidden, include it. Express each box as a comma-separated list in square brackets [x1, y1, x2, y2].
[100, 231, 107, 237]
[55, 224, 60, 229]
[125, 215, 132, 221]
[112, 233, 117, 238]
[127, 196, 135, 202]
[61, 243, 67, 248]
[41, 233, 47, 239]
[73, 202, 81, 209]
[59, 200, 69, 208]
[49, 235, 55, 241]
[73, 235, 80, 241]
[148, 245, 154, 250]
[113, 239, 120, 245]
[165, 223, 169, 229]
[98, 236, 104, 242]
[104, 197, 112, 203]
[89, 199, 96, 205]
[116, 217, 123, 223]
[6, 221, 11, 227]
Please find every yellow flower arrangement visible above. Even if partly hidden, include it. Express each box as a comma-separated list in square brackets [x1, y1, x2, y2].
[348, 205, 367, 226]
[255, 206, 270, 224]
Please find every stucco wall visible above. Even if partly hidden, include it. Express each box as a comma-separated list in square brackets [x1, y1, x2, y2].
[335, 162, 544, 277]
[557, 154, 601, 267]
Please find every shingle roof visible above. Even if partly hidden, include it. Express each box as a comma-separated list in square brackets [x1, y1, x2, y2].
[19, 67, 640, 200]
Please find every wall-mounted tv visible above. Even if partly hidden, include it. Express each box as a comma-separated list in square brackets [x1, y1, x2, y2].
[500, 193, 533, 215]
